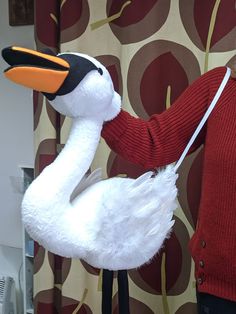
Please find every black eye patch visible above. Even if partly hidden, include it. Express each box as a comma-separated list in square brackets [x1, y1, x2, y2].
[44, 54, 101, 101]
[98, 68, 103, 75]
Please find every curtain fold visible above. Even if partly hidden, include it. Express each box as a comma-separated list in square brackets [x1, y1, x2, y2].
[33, 1, 236, 313]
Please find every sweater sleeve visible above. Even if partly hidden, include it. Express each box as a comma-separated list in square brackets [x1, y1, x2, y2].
[101, 67, 227, 170]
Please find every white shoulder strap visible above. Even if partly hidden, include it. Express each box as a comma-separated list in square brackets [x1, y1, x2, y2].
[174, 67, 231, 172]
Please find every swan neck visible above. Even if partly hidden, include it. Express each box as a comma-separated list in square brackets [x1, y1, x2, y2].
[37, 117, 103, 201]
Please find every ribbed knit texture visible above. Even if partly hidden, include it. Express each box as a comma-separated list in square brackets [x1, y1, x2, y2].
[102, 67, 236, 301]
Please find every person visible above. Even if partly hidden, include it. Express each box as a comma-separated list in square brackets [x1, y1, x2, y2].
[101, 65, 236, 314]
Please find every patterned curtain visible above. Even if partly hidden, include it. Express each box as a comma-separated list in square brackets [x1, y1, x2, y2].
[33, 1, 236, 313]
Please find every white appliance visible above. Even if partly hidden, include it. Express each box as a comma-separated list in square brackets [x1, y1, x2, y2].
[0, 275, 16, 314]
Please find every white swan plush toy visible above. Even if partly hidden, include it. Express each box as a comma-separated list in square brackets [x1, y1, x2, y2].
[2, 46, 178, 270]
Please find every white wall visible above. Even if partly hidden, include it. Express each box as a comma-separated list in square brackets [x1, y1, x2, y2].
[0, 245, 23, 313]
[0, 1, 34, 312]
[0, 0, 34, 248]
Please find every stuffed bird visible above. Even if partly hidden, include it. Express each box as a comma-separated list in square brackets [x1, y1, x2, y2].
[2, 47, 178, 270]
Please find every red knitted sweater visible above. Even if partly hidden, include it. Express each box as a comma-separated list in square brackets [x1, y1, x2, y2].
[102, 67, 236, 301]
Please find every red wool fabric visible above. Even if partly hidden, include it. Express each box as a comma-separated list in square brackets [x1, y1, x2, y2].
[102, 67, 236, 301]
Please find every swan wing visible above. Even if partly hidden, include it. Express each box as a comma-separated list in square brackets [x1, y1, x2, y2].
[84, 165, 179, 270]
[70, 168, 102, 201]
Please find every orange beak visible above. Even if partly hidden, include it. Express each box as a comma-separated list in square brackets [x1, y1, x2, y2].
[2, 46, 70, 93]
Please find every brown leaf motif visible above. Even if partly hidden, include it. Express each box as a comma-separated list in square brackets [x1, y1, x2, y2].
[34, 288, 92, 314]
[35, 0, 60, 49]
[175, 302, 198, 314]
[34, 241, 46, 274]
[179, 0, 236, 52]
[33, 91, 43, 131]
[112, 294, 154, 314]
[129, 216, 191, 296]
[34, 139, 57, 176]
[60, 0, 90, 43]
[96, 55, 123, 96]
[106, 0, 171, 44]
[127, 40, 201, 119]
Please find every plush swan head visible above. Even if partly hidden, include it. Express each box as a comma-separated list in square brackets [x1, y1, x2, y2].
[48, 52, 116, 119]
[2, 47, 120, 121]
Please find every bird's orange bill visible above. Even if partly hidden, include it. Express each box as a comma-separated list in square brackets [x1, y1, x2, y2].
[5, 66, 69, 93]
[2, 46, 70, 93]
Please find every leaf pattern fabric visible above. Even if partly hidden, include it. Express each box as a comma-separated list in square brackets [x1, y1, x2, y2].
[33, 1, 235, 313]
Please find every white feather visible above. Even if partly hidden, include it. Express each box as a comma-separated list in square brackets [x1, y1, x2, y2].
[70, 168, 102, 201]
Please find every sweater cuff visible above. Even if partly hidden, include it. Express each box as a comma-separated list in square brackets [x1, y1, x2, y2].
[101, 109, 129, 142]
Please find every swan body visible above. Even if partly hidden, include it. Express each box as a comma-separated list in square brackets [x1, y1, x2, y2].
[2, 47, 178, 270]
